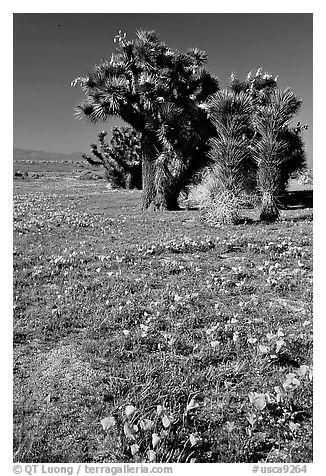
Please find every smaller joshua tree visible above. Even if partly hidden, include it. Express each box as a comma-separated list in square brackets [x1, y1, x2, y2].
[229, 69, 307, 221]
[251, 88, 306, 222]
[82, 126, 142, 189]
[204, 89, 254, 224]
[197, 69, 307, 225]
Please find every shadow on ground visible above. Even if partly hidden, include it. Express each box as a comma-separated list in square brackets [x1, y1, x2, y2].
[280, 189, 313, 210]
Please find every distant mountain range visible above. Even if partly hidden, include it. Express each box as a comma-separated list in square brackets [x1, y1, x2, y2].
[13, 148, 83, 162]
[13, 147, 313, 180]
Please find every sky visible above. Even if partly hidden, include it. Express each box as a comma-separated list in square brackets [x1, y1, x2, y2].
[13, 13, 313, 163]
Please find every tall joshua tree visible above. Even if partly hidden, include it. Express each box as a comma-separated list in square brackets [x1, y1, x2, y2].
[82, 127, 142, 189]
[72, 30, 219, 210]
[251, 88, 306, 221]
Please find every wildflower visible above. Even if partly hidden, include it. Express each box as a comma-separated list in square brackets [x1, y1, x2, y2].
[205, 324, 219, 335]
[297, 365, 309, 378]
[283, 373, 301, 391]
[186, 398, 200, 412]
[130, 444, 139, 456]
[302, 320, 311, 327]
[233, 331, 240, 343]
[247, 337, 257, 344]
[275, 339, 286, 353]
[43, 394, 51, 404]
[139, 419, 154, 431]
[140, 324, 149, 332]
[248, 392, 267, 410]
[258, 344, 269, 354]
[274, 386, 284, 403]
[265, 392, 273, 404]
[224, 381, 232, 390]
[152, 433, 161, 449]
[289, 421, 300, 433]
[277, 328, 285, 338]
[266, 333, 276, 341]
[247, 413, 256, 427]
[147, 450, 156, 462]
[124, 421, 137, 440]
[189, 433, 200, 446]
[101, 416, 116, 431]
[125, 405, 137, 417]
[225, 421, 235, 433]
[162, 414, 173, 428]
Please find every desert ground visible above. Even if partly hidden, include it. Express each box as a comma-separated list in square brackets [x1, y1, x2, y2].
[13, 158, 313, 463]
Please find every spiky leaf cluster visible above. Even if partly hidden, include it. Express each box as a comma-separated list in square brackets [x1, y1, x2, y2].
[207, 90, 254, 195]
[228, 71, 307, 192]
[251, 88, 306, 196]
[229, 68, 278, 99]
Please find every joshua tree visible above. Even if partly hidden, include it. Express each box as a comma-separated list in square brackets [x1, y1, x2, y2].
[228, 69, 279, 193]
[72, 29, 219, 210]
[251, 88, 306, 221]
[82, 127, 142, 189]
[201, 69, 306, 223]
[205, 89, 254, 224]
[229, 69, 306, 195]
[228, 69, 306, 221]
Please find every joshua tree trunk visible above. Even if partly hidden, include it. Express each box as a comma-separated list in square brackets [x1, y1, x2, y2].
[141, 156, 156, 210]
[125, 172, 132, 190]
[141, 151, 180, 211]
[260, 191, 280, 222]
[154, 158, 180, 211]
[154, 186, 179, 211]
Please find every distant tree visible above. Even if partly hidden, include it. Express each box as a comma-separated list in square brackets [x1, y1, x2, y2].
[72, 29, 219, 210]
[82, 126, 142, 189]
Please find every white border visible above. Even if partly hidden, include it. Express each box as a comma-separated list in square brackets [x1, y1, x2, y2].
[4, 2, 324, 474]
